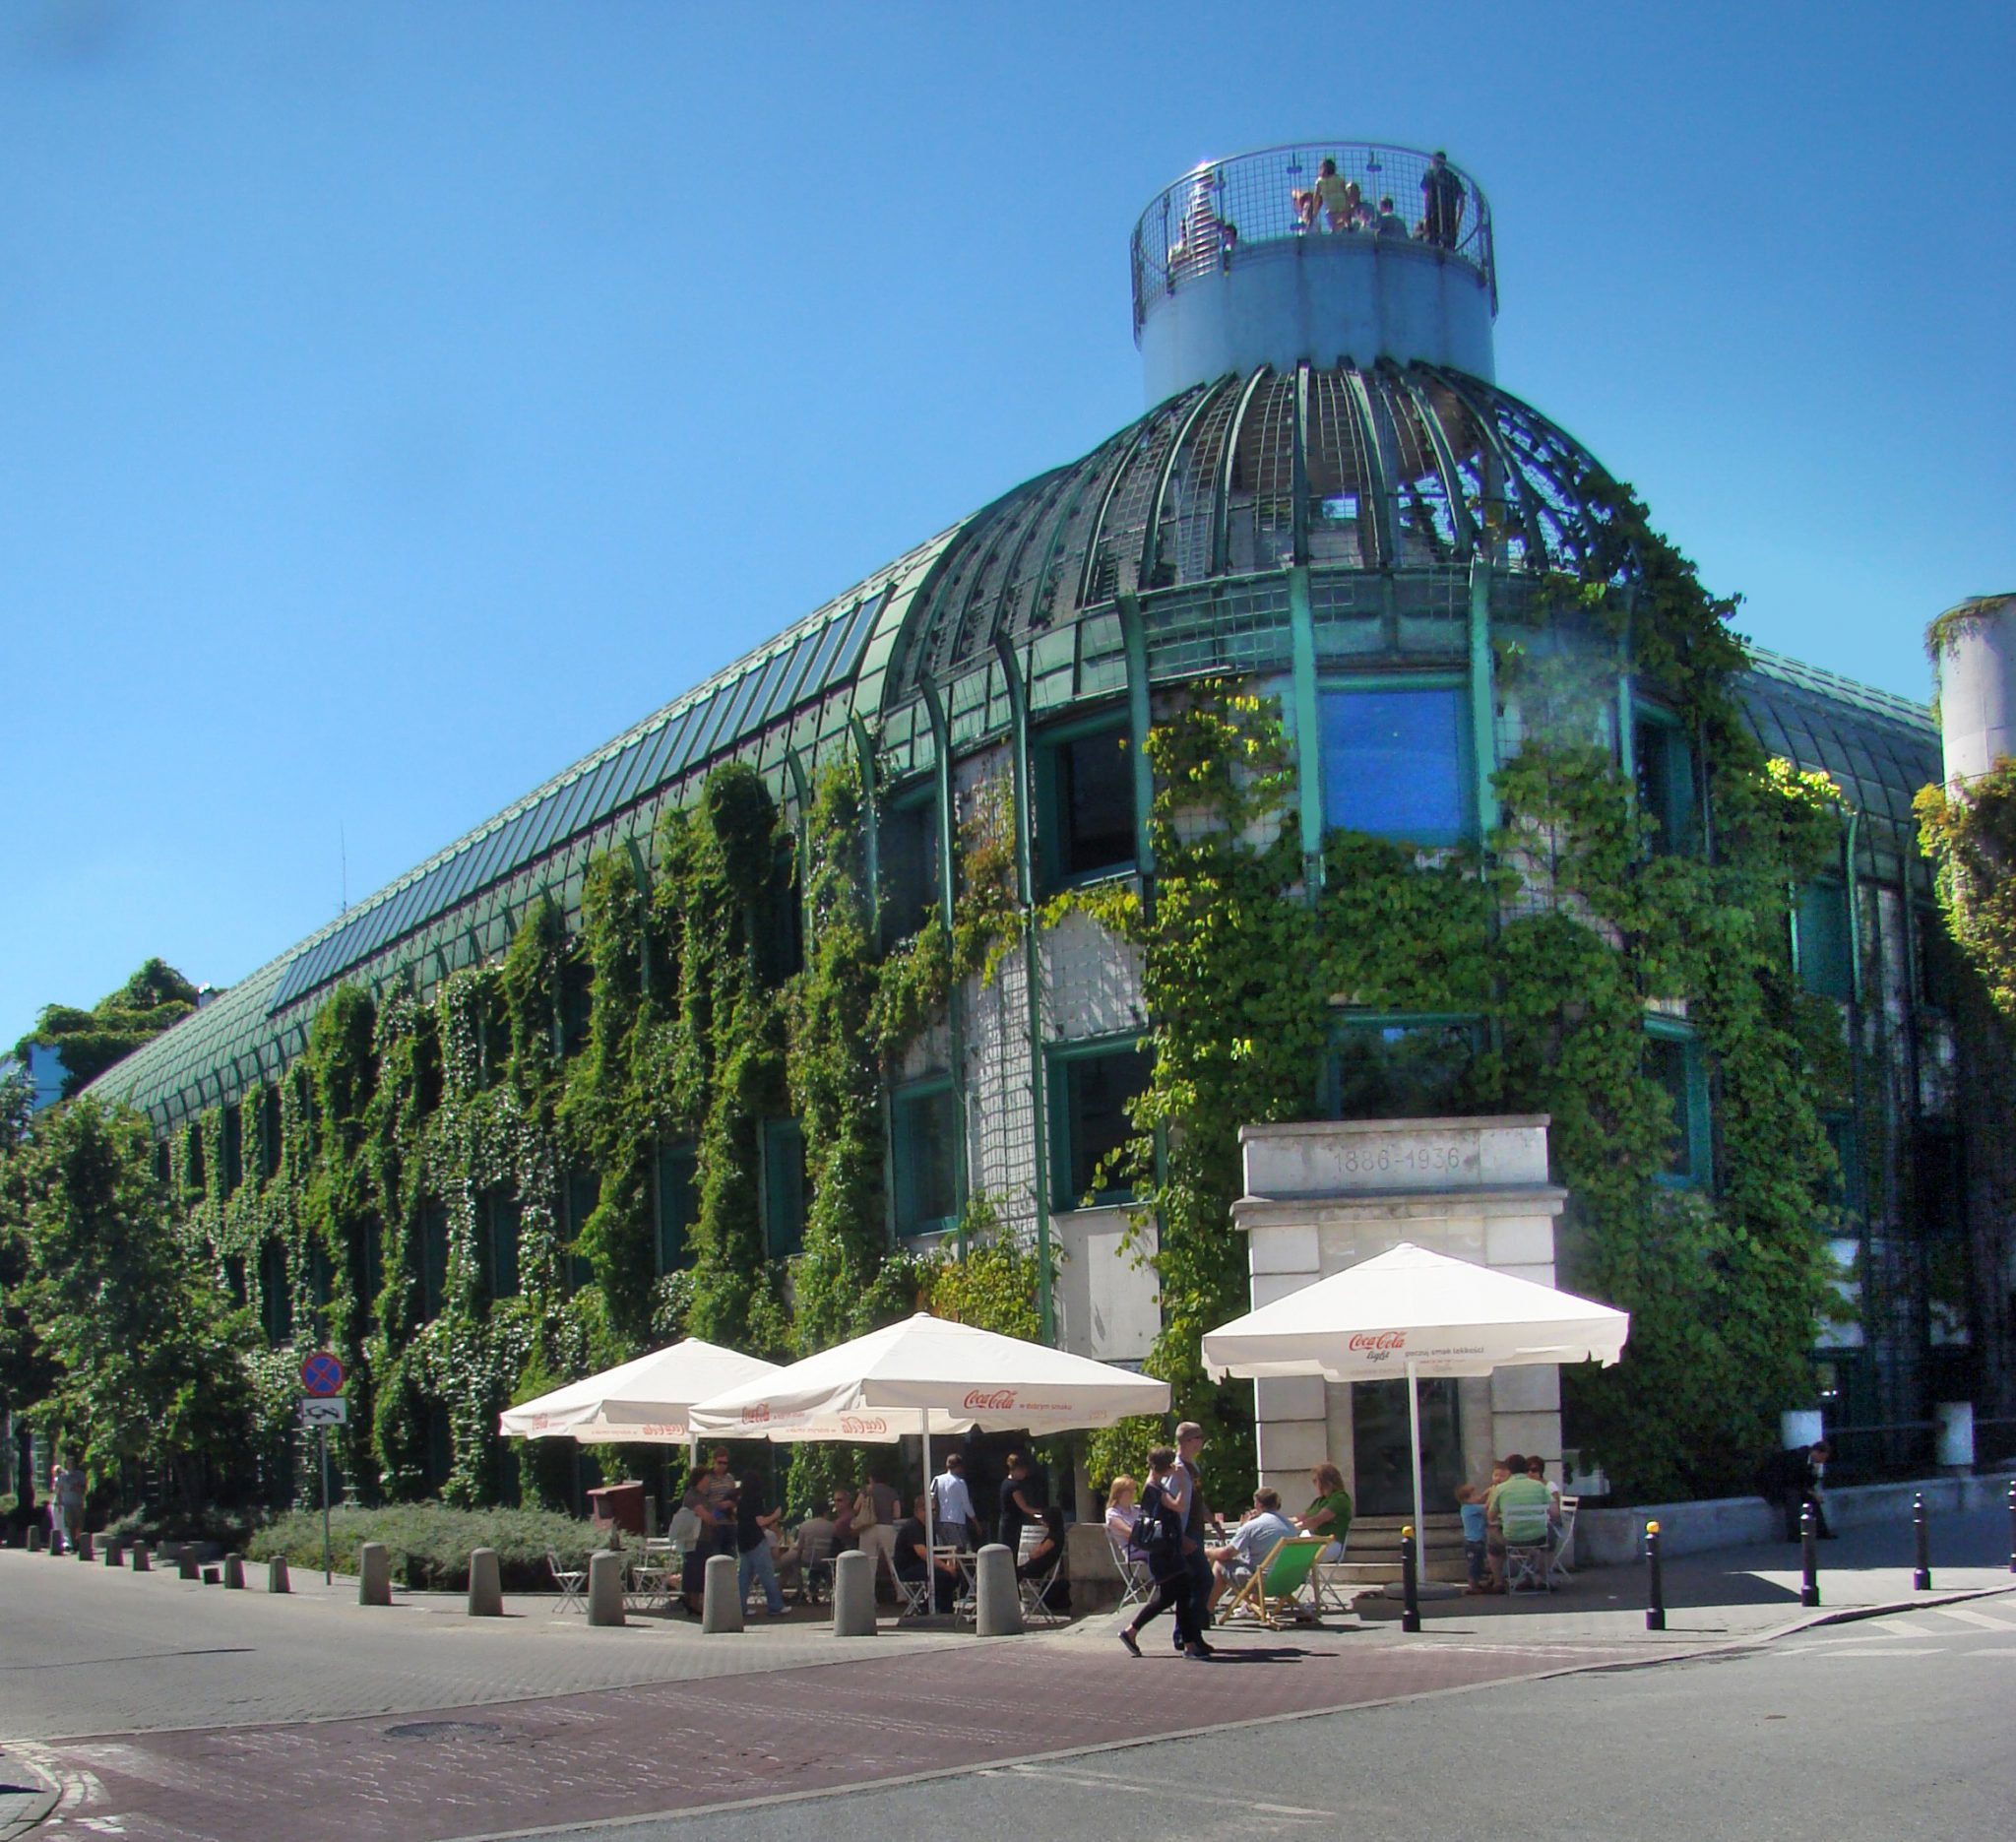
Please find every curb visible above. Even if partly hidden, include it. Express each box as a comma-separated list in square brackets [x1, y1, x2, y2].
[0, 1749, 59, 1842]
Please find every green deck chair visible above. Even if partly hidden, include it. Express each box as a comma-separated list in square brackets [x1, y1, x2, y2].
[1220, 1536, 1329, 1628]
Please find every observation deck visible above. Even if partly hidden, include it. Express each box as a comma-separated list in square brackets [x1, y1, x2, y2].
[1131, 142, 1498, 404]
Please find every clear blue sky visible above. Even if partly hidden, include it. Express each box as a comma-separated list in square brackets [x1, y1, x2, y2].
[4, 0, 2011, 1042]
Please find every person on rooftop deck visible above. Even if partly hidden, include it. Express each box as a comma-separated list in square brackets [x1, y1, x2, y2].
[1314, 158, 1356, 231]
[1420, 150, 1465, 248]
[1374, 195, 1410, 237]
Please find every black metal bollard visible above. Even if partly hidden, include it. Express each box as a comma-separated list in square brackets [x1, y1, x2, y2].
[1800, 1502, 1820, 1609]
[1400, 1525, 1421, 1633]
[1645, 1519, 1666, 1631]
[1913, 1493, 1931, 1592]
[2007, 1481, 2015, 1575]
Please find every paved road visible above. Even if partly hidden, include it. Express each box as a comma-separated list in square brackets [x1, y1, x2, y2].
[560, 1600, 2016, 1842]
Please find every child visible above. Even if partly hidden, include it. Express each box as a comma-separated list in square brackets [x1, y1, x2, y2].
[1457, 1483, 1490, 1595]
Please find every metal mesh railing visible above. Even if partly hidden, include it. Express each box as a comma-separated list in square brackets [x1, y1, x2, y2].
[1131, 143, 1495, 334]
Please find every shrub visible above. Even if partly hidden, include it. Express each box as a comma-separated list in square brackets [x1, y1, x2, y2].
[245, 1500, 609, 1591]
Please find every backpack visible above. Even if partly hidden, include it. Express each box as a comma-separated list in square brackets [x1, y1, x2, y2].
[1132, 1482, 1177, 1563]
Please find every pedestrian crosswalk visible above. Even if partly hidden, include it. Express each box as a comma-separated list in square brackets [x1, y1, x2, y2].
[1778, 1599, 2016, 1658]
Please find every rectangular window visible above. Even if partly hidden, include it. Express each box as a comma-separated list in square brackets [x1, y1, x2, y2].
[892, 1081, 963, 1237]
[1320, 685, 1473, 847]
[419, 1198, 450, 1319]
[1040, 720, 1136, 887]
[880, 790, 941, 945]
[1327, 1016, 1482, 1120]
[222, 1105, 243, 1194]
[565, 1169, 600, 1292]
[1645, 1023, 1710, 1187]
[260, 1239, 292, 1344]
[762, 843, 805, 981]
[1822, 1114, 1863, 1224]
[1634, 707, 1698, 857]
[761, 1118, 807, 1257]
[654, 1143, 699, 1274]
[152, 1141, 170, 1187]
[347, 1221, 383, 1319]
[482, 1187, 522, 1300]
[261, 1087, 283, 1178]
[1796, 879, 1853, 1001]
[185, 1124, 206, 1195]
[1916, 905, 1958, 1013]
[306, 1243, 334, 1312]
[560, 959, 594, 1058]
[1049, 1043, 1152, 1210]
[223, 1254, 247, 1309]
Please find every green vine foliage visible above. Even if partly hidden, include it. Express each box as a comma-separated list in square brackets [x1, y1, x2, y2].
[1916, 759, 2016, 1019]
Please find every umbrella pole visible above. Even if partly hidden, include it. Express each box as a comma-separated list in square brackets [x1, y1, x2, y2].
[920, 1408, 935, 1585]
[1407, 1358, 1425, 1553]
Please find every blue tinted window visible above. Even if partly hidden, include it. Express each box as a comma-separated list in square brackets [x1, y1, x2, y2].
[1321, 688, 1471, 846]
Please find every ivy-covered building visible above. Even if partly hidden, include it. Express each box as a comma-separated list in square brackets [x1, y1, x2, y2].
[88, 143, 2010, 1509]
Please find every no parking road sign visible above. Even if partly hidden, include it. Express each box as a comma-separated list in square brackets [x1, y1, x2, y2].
[300, 1351, 346, 1397]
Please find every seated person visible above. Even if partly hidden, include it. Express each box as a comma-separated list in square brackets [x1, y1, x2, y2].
[775, 1507, 840, 1597]
[1104, 1475, 1142, 1556]
[1373, 195, 1409, 237]
[1206, 1488, 1296, 1613]
[828, 1487, 855, 1550]
[892, 1493, 961, 1613]
[1295, 1462, 1354, 1561]
[1485, 1453, 1552, 1584]
[667, 1487, 704, 1554]
[1016, 1504, 1071, 1613]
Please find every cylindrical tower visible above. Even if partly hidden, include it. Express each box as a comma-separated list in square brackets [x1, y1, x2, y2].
[1133, 142, 1496, 406]
[1930, 595, 2016, 788]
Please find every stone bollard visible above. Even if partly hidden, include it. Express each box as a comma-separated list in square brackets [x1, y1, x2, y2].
[586, 1550, 625, 1626]
[177, 1551, 200, 1582]
[268, 1556, 290, 1594]
[974, 1543, 1022, 1636]
[26, 1525, 43, 1553]
[832, 1549, 876, 1637]
[103, 1539, 124, 1567]
[76, 1532, 94, 1562]
[131, 1542, 152, 1572]
[358, 1542, 393, 1607]
[468, 1548, 504, 1618]
[701, 1552, 742, 1633]
[223, 1554, 246, 1590]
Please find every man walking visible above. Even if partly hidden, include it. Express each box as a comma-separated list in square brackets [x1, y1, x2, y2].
[1161, 1421, 1216, 1655]
[929, 1450, 978, 1552]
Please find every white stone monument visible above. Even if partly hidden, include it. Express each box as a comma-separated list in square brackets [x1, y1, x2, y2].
[1232, 1114, 1567, 1511]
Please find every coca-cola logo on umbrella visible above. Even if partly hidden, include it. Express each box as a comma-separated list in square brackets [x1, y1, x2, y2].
[1348, 1330, 1407, 1364]
[838, 1415, 887, 1436]
[740, 1404, 772, 1424]
[962, 1389, 1018, 1412]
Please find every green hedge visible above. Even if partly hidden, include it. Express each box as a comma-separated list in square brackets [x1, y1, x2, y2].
[246, 1501, 609, 1591]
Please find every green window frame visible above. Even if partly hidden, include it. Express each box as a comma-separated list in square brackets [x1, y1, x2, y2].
[1319, 678, 1477, 848]
[880, 784, 943, 947]
[1322, 1013, 1485, 1121]
[761, 1119, 806, 1257]
[1047, 1038, 1152, 1210]
[1036, 714, 1137, 890]
[654, 1142, 699, 1274]
[1634, 703, 1699, 857]
[891, 1079, 963, 1238]
[260, 1238, 292, 1344]
[419, 1198, 450, 1319]
[1796, 878, 1853, 1001]
[1645, 1019, 1711, 1188]
[481, 1186, 522, 1300]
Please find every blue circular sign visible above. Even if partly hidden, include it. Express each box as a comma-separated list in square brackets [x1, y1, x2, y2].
[300, 1351, 346, 1397]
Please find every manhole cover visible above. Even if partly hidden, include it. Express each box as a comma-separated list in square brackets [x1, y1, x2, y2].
[383, 1720, 506, 1743]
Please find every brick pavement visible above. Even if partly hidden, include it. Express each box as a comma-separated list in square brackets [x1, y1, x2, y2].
[17, 1624, 1655, 1842]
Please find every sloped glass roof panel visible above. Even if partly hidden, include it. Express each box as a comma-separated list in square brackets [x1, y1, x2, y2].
[742, 646, 798, 732]
[683, 677, 741, 764]
[829, 589, 889, 688]
[798, 603, 860, 697]
[708, 666, 768, 753]
[770, 626, 830, 712]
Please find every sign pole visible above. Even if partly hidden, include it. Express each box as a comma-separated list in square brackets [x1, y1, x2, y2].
[320, 1424, 333, 1585]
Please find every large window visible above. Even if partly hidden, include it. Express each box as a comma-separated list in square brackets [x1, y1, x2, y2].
[880, 788, 941, 946]
[762, 1119, 806, 1257]
[892, 1081, 963, 1237]
[1796, 879, 1853, 1001]
[1049, 1042, 1152, 1209]
[1326, 1015, 1482, 1120]
[1634, 706, 1698, 857]
[1040, 720, 1136, 887]
[259, 1239, 291, 1343]
[1645, 1022, 1710, 1187]
[480, 1187, 521, 1300]
[560, 959, 594, 1058]
[1320, 685, 1473, 847]
[222, 1104, 243, 1195]
[655, 1142, 698, 1274]
[419, 1199, 450, 1318]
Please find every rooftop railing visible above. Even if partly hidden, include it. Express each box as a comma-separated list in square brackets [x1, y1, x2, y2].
[1131, 142, 1496, 336]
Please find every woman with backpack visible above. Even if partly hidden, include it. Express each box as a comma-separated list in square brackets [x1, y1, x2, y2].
[1116, 1445, 1208, 1660]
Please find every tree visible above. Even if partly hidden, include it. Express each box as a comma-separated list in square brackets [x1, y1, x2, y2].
[11, 958, 204, 1098]
[11, 1098, 254, 1510]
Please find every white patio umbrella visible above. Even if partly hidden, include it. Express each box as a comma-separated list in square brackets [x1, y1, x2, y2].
[498, 1337, 781, 1449]
[689, 1311, 1171, 1565]
[1201, 1242, 1629, 1542]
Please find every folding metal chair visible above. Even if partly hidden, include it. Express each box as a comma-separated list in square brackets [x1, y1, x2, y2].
[1308, 1536, 1365, 1618]
[1546, 1495, 1579, 1587]
[1016, 1525, 1065, 1623]
[546, 1550, 587, 1613]
[1500, 1504, 1552, 1594]
[1107, 1535, 1155, 1610]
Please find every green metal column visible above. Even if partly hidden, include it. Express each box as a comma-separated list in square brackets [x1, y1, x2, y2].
[850, 718, 880, 939]
[920, 681, 970, 1242]
[1115, 594, 1156, 886]
[1287, 564, 1324, 894]
[995, 635, 1053, 1343]
[1468, 560, 1499, 837]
